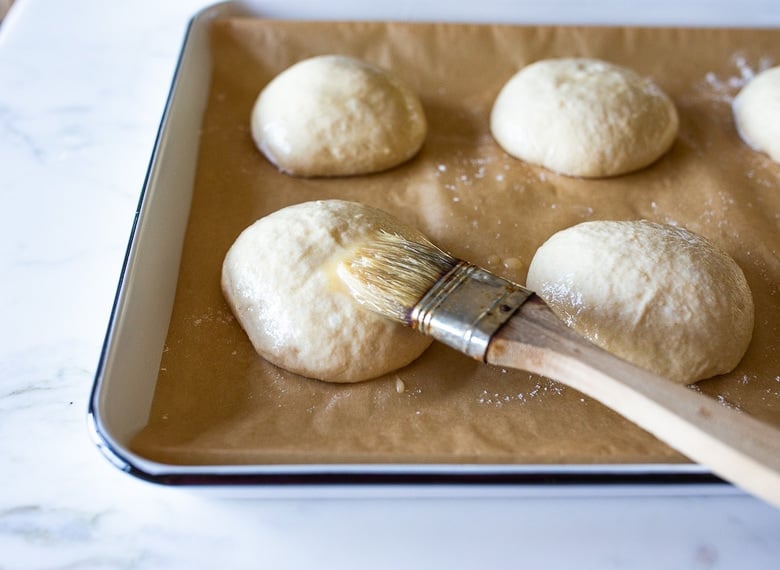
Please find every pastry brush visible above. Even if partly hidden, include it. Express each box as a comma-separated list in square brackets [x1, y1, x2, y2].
[337, 229, 780, 507]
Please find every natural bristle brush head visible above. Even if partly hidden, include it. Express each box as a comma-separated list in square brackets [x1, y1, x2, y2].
[337, 230, 459, 325]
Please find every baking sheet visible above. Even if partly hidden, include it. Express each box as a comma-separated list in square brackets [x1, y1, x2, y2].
[130, 18, 780, 466]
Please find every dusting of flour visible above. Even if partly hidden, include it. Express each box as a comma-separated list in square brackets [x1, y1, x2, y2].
[698, 54, 775, 103]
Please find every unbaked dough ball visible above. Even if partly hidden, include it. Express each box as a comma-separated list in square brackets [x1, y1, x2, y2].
[221, 200, 433, 382]
[490, 58, 679, 177]
[526, 220, 754, 384]
[733, 65, 780, 163]
[250, 55, 427, 177]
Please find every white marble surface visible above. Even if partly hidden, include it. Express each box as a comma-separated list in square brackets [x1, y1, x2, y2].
[1, 0, 779, 568]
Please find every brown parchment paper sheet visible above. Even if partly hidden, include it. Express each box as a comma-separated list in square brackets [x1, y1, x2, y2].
[131, 19, 780, 466]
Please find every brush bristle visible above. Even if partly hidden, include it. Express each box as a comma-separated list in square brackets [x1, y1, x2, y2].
[337, 230, 459, 325]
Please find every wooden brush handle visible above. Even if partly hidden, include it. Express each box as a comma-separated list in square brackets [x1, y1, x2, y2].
[486, 295, 780, 508]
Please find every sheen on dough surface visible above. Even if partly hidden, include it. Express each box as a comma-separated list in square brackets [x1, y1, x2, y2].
[526, 220, 754, 384]
[490, 58, 679, 178]
[250, 55, 427, 177]
[221, 200, 433, 383]
[732, 65, 780, 163]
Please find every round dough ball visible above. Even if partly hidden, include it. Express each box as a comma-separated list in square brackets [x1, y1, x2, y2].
[733, 65, 780, 163]
[250, 55, 427, 177]
[490, 58, 679, 178]
[221, 200, 433, 382]
[526, 220, 754, 384]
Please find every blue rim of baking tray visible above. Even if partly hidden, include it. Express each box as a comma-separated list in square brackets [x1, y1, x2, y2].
[88, 407, 726, 490]
[87, 2, 728, 493]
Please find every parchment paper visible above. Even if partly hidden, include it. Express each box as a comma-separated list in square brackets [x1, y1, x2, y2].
[131, 19, 780, 466]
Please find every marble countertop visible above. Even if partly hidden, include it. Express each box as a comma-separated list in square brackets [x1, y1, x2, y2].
[1, 0, 779, 568]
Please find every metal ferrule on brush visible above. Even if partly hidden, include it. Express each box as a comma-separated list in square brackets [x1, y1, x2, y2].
[411, 263, 533, 361]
